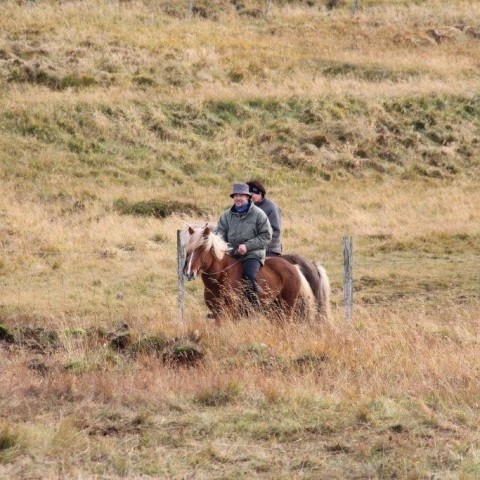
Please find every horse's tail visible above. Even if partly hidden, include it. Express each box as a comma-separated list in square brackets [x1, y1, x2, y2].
[294, 265, 316, 320]
[313, 262, 331, 319]
[282, 254, 331, 319]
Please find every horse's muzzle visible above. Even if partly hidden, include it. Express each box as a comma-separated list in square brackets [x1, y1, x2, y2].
[185, 271, 196, 281]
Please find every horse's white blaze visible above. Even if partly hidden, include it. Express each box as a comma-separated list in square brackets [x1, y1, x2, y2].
[186, 252, 194, 276]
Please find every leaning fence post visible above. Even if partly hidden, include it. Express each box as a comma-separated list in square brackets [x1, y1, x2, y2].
[343, 236, 353, 320]
[177, 230, 185, 321]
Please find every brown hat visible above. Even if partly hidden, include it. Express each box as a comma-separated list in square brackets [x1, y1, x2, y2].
[230, 183, 252, 198]
[246, 180, 266, 197]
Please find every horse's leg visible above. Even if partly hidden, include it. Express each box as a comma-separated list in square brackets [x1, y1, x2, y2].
[277, 274, 302, 321]
[221, 280, 244, 320]
[204, 279, 241, 321]
[257, 264, 295, 320]
[203, 281, 224, 319]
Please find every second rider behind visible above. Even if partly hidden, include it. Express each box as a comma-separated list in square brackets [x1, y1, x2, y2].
[246, 179, 282, 257]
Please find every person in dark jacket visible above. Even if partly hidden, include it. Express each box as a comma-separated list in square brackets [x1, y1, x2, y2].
[216, 182, 272, 309]
[246, 180, 282, 257]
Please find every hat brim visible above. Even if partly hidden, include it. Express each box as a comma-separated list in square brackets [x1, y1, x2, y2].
[230, 192, 252, 198]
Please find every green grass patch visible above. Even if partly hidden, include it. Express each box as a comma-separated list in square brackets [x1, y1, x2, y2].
[0, 429, 17, 451]
[322, 61, 420, 82]
[0, 324, 14, 343]
[195, 382, 241, 407]
[113, 198, 205, 218]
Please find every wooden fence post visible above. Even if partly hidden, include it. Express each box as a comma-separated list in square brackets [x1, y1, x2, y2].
[343, 236, 353, 320]
[352, 0, 359, 15]
[177, 230, 185, 321]
[265, 0, 272, 16]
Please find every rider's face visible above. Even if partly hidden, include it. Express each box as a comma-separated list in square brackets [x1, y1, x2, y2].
[250, 192, 262, 205]
[232, 194, 250, 208]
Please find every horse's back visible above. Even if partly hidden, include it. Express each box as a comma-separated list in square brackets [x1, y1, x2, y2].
[260, 256, 302, 292]
[263, 256, 301, 281]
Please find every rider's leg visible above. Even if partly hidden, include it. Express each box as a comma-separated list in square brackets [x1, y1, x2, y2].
[242, 258, 261, 308]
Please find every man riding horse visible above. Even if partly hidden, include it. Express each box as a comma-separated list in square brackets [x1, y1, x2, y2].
[216, 182, 272, 311]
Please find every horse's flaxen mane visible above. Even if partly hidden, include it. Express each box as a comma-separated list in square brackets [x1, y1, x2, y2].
[184, 226, 230, 259]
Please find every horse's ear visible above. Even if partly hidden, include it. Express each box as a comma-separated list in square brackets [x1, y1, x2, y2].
[203, 226, 210, 237]
[188, 226, 194, 235]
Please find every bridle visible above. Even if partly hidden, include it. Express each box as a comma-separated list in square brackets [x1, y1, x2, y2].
[200, 257, 242, 275]
[189, 244, 242, 276]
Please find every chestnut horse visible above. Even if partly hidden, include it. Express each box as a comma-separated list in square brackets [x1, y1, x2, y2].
[182, 226, 315, 321]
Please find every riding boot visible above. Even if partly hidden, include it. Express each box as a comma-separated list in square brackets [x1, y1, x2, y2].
[244, 278, 260, 311]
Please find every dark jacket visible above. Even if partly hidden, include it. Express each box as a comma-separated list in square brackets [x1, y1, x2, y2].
[216, 201, 272, 264]
[255, 197, 282, 255]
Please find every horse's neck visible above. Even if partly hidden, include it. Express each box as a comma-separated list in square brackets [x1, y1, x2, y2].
[202, 252, 235, 276]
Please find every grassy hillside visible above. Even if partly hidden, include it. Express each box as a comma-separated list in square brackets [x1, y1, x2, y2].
[1, 1, 479, 478]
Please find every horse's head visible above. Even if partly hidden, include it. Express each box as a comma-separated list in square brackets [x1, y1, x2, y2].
[183, 226, 212, 281]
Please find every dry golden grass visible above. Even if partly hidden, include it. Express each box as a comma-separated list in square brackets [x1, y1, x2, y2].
[1, 0, 480, 104]
[1, 0, 480, 478]
[1, 305, 479, 477]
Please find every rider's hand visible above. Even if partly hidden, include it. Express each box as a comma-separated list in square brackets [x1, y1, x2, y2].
[237, 244, 247, 255]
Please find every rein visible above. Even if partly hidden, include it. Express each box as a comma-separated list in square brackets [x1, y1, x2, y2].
[200, 257, 242, 275]
[196, 245, 241, 276]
